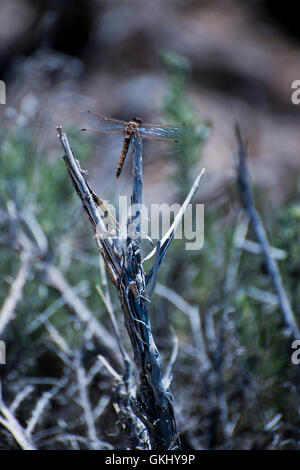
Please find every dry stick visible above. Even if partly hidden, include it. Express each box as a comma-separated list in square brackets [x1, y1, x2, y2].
[56, 127, 148, 448]
[45, 319, 105, 448]
[238, 239, 286, 260]
[96, 353, 145, 450]
[214, 212, 251, 440]
[98, 354, 122, 382]
[155, 283, 210, 370]
[14, 209, 125, 413]
[0, 410, 37, 450]
[75, 352, 102, 449]
[144, 168, 205, 283]
[163, 328, 179, 386]
[247, 285, 278, 306]
[235, 124, 300, 339]
[96, 285, 127, 362]
[121, 136, 180, 449]
[96, 282, 143, 447]
[43, 263, 121, 368]
[25, 379, 66, 438]
[45, 321, 71, 355]
[27, 287, 85, 334]
[10, 385, 34, 414]
[0, 380, 37, 450]
[147, 240, 161, 301]
[96, 263, 146, 451]
[45, 321, 110, 445]
[97, 257, 131, 382]
[2, 202, 120, 368]
[57, 128, 205, 450]
[225, 211, 250, 295]
[0, 249, 32, 335]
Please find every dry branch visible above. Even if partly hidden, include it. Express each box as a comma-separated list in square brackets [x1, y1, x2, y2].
[235, 124, 300, 339]
[57, 126, 204, 449]
[0, 380, 37, 450]
[0, 248, 32, 335]
[43, 263, 121, 369]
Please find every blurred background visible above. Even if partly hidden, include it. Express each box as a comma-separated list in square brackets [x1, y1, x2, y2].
[1, 0, 300, 450]
[1, 0, 300, 200]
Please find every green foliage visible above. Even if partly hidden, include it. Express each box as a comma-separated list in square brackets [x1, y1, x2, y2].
[273, 203, 300, 313]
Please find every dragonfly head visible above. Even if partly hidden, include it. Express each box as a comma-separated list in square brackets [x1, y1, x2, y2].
[130, 116, 142, 127]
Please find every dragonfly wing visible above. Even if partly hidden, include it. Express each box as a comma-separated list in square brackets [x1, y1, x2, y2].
[138, 124, 189, 139]
[81, 111, 126, 132]
[81, 128, 123, 135]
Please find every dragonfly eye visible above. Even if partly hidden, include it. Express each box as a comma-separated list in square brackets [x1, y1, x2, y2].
[131, 117, 142, 126]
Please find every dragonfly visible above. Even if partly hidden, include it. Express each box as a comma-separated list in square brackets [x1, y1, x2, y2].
[81, 111, 187, 178]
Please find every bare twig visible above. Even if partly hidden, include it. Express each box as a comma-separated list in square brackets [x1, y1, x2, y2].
[0, 380, 37, 450]
[98, 354, 122, 382]
[235, 124, 300, 339]
[147, 240, 161, 301]
[75, 352, 102, 449]
[26, 282, 88, 334]
[0, 249, 32, 335]
[93, 395, 110, 420]
[163, 327, 179, 386]
[45, 321, 71, 355]
[144, 168, 205, 284]
[97, 257, 131, 382]
[43, 263, 121, 368]
[10, 385, 34, 414]
[155, 283, 209, 369]
[238, 239, 286, 260]
[26, 380, 66, 437]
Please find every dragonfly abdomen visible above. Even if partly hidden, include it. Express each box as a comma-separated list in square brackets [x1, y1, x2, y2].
[116, 132, 132, 178]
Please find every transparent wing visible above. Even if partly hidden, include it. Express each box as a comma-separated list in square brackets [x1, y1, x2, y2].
[138, 123, 189, 140]
[81, 127, 123, 135]
[81, 111, 126, 133]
